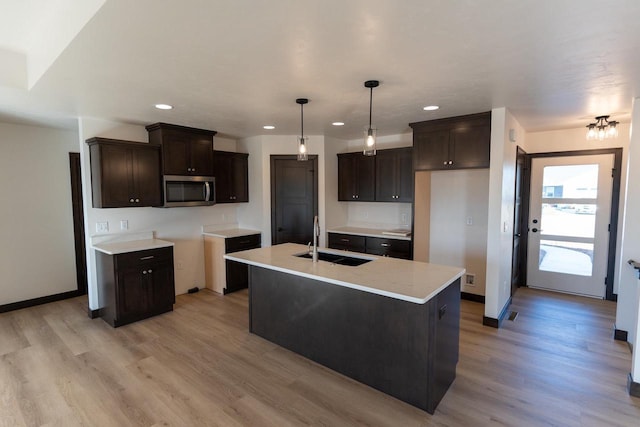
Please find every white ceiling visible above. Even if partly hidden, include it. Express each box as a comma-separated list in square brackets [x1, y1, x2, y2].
[1, 0, 639, 140]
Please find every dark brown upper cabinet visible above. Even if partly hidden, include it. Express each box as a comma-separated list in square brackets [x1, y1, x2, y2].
[375, 147, 413, 202]
[338, 152, 376, 201]
[86, 138, 162, 208]
[213, 150, 249, 203]
[146, 122, 217, 176]
[411, 112, 491, 171]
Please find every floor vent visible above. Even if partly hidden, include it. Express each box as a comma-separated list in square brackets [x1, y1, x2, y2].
[508, 311, 519, 321]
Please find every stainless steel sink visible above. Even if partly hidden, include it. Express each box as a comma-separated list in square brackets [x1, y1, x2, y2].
[295, 251, 373, 266]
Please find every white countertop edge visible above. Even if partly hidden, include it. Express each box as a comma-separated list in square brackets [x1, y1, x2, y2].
[224, 253, 464, 304]
[327, 227, 412, 241]
[202, 228, 262, 238]
[92, 238, 174, 255]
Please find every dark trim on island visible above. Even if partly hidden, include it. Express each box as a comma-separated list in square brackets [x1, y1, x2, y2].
[628, 374, 640, 397]
[0, 290, 81, 314]
[88, 307, 102, 319]
[483, 297, 513, 328]
[461, 292, 485, 303]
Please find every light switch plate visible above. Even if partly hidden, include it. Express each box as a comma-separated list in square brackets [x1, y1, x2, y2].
[120, 220, 128, 230]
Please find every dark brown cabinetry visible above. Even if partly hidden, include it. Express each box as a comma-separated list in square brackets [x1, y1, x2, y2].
[411, 112, 491, 171]
[96, 247, 175, 327]
[213, 150, 249, 203]
[86, 138, 162, 208]
[375, 148, 413, 202]
[146, 122, 217, 176]
[338, 152, 375, 201]
[328, 232, 412, 260]
[225, 233, 261, 294]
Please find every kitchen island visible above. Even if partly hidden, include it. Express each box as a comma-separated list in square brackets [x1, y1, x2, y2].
[225, 243, 465, 414]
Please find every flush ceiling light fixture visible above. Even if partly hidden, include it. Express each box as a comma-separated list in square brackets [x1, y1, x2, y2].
[296, 98, 309, 161]
[263, 125, 275, 130]
[423, 105, 439, 111]
[363, 80, 379, 156]
[586, 115, 619, 141]
[154, 103, 173, 110]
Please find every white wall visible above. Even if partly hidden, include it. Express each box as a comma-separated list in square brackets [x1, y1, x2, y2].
[525, 123, 630, 296]
[0, 122, 79, 305]
[430, 169, 489, 296]
[616, 99, 640, 346]
[78, 117, 240, 310]
[485, 108, 523, 320]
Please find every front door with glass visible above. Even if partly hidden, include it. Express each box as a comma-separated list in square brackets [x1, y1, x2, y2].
[526, 154, 614, 298]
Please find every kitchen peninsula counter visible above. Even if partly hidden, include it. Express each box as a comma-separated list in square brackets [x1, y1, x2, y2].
[227, 243, 464, 413]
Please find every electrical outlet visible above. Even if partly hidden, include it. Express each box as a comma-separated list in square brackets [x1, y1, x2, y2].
[466, 216, 473, 226]
[465, 273, 475, 286]
[177, 260, 184, 270]
[120, 220, 128, 230]
[96, 222, 109, 233]
[401, 213, 408, 224]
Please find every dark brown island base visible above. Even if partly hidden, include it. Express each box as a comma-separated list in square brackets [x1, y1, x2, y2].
[226, 243, 464, 414]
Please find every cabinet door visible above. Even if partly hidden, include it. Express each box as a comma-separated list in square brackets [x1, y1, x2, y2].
[97, 144, 134, 208]
[413, 129, 450, 171]
[161, 130, 191, 175]
[132, 145, 161, 207]
[374, 150, 398, 202]
[213, 152, 233, 202]
[225, 260, 249, 293]
[148, 261, 175, 307]
[338, 154, 356, 201]
[231, 153, 249, 202]
[396, 148, 414, 202]
[365, 237, 412, 259]
[355, 155, 376, 201]
[116, 267, 150, 321]
[189, 136, 214, 176]
[450, 124, 491, 169]
[327, 233, 366, 253]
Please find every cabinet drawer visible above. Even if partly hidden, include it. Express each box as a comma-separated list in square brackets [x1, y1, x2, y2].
[365, 237, 412, 259]
[328, 233, 366, 252]
[115, 247, 173, 269]
[225, 234, 261, 253]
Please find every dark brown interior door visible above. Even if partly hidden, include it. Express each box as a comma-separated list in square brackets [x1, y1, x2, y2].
[69, 153, 87, 295]
[271, 156, 318, 245]
[511, 147, 529, 295]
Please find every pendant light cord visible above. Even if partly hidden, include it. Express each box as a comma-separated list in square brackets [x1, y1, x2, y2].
[301, 102, 304, 138]
[368, 87, 373, 129]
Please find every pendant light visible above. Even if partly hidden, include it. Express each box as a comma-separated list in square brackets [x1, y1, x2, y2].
[363, 80, 379, 156]
[586, 115, 619, 141]
[296, 98, 309, 161]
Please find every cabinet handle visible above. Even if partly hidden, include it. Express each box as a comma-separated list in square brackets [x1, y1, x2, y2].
[148, 269, 152, 273]
[140, 256, 155, 260]
[142, 270, 147, 275]
[340, 238, 350, 242]
[448, 160, 453, 165]
[381, 243, 391, 247]
[443, 161, 447, 165]
[129, 198, 135, 203]
[192, 168, 196, 172]
[135, 198, 140, 203]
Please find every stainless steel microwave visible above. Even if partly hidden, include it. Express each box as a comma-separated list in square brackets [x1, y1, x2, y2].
[162, 175, 215, 207]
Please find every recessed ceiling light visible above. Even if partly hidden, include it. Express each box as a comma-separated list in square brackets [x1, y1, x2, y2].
[155, 103, 173, 110]
[263, 125, 275, 130]
[423, 105, 439, 111]
[332, 122, 345, 126]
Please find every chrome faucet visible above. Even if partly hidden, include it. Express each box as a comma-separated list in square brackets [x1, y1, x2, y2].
[312, 215, 319, 262]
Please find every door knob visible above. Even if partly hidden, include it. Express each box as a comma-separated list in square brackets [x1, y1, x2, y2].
[532, 228, 539, 233]
[277, 227, 284, 232]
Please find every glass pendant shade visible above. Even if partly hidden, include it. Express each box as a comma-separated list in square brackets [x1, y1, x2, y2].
[363, 127, 376, 156]
[297, 136, 308, 161]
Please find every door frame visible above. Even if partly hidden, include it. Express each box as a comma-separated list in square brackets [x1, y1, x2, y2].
[270, 155, 319, 245]
[523, 148, 622, 301]
[69, 152, 88, 295]
[511, 146, 530, 296]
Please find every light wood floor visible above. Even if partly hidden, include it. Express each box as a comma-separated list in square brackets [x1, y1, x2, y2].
[1, 287, 639, 426]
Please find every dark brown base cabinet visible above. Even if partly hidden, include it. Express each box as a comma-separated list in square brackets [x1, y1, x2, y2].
[224, 233, 261, 294]
[96, 247, 175, 327]
[328, 232, 412, 260]
[249, 266, 461, 414]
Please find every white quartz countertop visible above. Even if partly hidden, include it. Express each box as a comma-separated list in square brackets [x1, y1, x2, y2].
[225, 243, 464, 304]
[202, 228, 261, 239]
[327, 226, 411, 241]
[92, 238, 174, 255]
